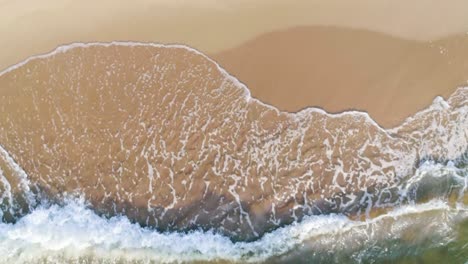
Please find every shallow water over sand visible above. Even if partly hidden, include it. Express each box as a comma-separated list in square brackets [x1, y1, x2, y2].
[0, 43, 467, 263]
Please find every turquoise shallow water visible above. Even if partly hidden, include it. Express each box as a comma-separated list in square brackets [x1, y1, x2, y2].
[388, 220, 468, 264]
[270, 215, 468, 264]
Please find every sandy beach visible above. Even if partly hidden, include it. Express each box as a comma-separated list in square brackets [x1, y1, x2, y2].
[2, 0, 468, 126]
[0, 2, 468, 262]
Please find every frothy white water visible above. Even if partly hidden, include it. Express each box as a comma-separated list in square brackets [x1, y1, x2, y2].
[0, 198, 466, 264]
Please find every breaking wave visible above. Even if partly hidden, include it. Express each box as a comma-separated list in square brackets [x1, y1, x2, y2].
[1, 198, 466, 263]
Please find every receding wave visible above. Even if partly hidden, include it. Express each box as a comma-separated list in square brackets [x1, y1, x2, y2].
[0, 42, 467, 263]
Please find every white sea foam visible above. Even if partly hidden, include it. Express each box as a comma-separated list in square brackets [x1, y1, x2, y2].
[0, 197, 466, 264]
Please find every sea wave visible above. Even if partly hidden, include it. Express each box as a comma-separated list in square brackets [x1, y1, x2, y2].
[0, 198, 466, 264]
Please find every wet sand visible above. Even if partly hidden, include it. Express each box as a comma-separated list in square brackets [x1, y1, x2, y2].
[2, 0, 468, 68]
[212, 26, 468, 128]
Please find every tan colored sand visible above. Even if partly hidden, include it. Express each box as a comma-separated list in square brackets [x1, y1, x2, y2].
[212, 26, 468, 128]
[2, 0, 468, 71]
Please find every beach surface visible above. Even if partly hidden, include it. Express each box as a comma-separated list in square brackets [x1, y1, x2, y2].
[212, 27, 468, 127]
[2, 1, 468, 127]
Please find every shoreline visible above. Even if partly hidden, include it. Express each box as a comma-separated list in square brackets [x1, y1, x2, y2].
[1, 41, 466, 130]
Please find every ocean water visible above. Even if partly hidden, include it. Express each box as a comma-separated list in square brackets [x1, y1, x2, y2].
[0, 198, 466, 263]
[0, 43, 467, 263]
